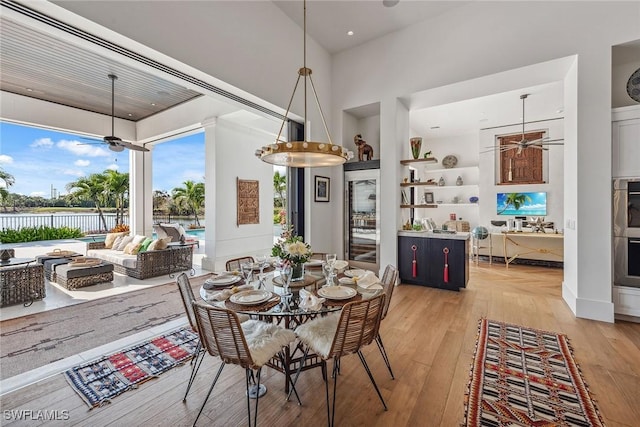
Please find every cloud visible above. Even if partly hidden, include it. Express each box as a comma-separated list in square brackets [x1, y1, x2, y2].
[57, 140, 111, 157]
[0, 154, 13, 164]
[74, 159, 90, 167]
[106, 163, 119, 171]
[31, 138, 54, 148]
[63, 169, 84, 177]
[182, 169, 205, 182]
[30, 191, 46, 197]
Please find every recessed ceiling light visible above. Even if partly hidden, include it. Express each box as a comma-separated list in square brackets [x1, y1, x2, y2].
[347, 30, 354, 36]
[151, 103, 156, 106]
[26, 88, 33, 92]
[128, 113, 133, 117]
[556, 108, 564, 113]
[430, 126, 440, 130]
[383, 0, 400, 7]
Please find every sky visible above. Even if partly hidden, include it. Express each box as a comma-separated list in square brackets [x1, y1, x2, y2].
[0, 121, 205, 198]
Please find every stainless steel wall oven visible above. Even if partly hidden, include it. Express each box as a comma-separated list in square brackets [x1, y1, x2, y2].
[613, 179, 640, 288]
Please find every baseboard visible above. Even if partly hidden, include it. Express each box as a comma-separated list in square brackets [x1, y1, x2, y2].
[562, 282, 614, 323]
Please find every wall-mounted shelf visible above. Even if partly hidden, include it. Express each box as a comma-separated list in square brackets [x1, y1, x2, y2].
[435, 203, 478, 207]
[429, 184, 478, 190]
[400, 204, 438, 209]
[400, 182, 439, 187]
[422, 165, 479, 174]
[400, 158, 438, 165]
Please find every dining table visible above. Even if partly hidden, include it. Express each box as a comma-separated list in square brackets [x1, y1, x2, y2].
[198, 262, 383, 399]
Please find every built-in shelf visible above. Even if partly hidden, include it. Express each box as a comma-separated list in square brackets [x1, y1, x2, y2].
[401, 204, 438, 209]
[400, 158, 438, 165]
[422, 165, 479, 174]
[400, 182, 439, 187]
[435, 203, 478, 207]
[428, 184, 478, 190]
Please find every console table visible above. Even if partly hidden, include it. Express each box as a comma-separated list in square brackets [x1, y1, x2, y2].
[498, 232, 564, 268]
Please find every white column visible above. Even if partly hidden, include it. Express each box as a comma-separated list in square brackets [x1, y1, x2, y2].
[129, 148, 153, 237]
[201, 117, 218, 272]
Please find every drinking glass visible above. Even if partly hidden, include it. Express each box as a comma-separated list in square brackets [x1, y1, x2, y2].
[280, 264, 293, 297]
[241, 262, 253, 284]
[255, 254, 268, 289]
[322, 261, 334, 287]
[325, 253, 337, 267]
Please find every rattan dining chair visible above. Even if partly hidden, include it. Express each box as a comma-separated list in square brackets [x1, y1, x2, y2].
[377, 264, 399, 379]
[294, 293, 387, 427]
[226, 256, 255, 272]
[191, 301, 297, 427]
[175, 273, 205, 401]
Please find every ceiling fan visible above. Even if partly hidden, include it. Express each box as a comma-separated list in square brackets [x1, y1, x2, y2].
[482, 94, 564, 155]
[85, 74, 149, 152]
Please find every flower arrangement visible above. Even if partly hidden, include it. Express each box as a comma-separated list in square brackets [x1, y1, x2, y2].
[272, 224, 312, 265]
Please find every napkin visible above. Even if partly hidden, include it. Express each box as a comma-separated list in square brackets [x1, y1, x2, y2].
[353, 271, 380, 289]
[205, 284, 254, 301]
[333, 260, 349, 270]
[299, 288, 325, 312]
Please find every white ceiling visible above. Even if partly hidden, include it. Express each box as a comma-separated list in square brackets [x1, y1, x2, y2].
[273, 1, 469, 54]
[410, 82, 565, 139]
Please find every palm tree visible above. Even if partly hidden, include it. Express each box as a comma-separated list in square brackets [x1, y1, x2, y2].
[66, 174, 109, 231]
[498, 192, 532, 214]
[104, 170, 129, 225]
[273, 170, 287, 210]
[172, 180, 205, 227]
[0, 168, 15, 212]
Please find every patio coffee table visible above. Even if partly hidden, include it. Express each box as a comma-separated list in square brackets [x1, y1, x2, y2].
[56, 260, 114, 290]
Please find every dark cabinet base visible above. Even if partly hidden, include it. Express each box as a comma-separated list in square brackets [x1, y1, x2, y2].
[398, 235, 469, 291]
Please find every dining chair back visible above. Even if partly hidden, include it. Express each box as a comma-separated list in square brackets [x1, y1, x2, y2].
[328, 293, 385, 358]
[226, 256, 255, 272]
[190, 301, 296, 427]
[175, 273, 205, 401]
[294, 293, 387, 427]
[376, 264, 399, 379]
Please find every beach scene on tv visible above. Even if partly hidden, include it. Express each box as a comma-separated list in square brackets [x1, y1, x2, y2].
[497, 192, 547, 216]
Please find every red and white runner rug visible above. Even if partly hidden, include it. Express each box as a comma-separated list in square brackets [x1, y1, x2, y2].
[464, 319, 605, 427]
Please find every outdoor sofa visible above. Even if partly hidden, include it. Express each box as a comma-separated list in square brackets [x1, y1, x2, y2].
[86, 232, 192, 280]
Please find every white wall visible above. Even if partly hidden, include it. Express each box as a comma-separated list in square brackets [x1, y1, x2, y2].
[212, 119, 276, 261]
[331, 2, 640, 322]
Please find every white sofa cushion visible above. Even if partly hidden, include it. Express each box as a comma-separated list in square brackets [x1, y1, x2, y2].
[87, 249, 137, 269]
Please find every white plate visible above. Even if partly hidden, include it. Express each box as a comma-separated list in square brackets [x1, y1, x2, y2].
[229, 290, 272, 305]
[344, 269, 367, 278]
[205, 275, 241, 286]
[318, 286, 357, 300]
[338, 277, 355, 285]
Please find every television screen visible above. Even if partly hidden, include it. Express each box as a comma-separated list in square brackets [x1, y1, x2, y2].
[497, 192, 547, 216]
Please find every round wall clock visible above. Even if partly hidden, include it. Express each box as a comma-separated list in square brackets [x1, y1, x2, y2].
[442, 155, 458, 168]
[627, 67, 640, 103]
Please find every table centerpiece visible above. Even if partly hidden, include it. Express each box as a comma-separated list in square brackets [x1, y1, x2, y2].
[272, 224, 312, 281]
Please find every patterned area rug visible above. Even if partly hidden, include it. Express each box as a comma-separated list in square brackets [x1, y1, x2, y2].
[65, 328, 199, 408]
[464, 319, 604, 427]
[0, 274, 210, 380]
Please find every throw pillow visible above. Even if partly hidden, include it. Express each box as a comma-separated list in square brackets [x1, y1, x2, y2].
[123, 241, 139, 255]
[155, 236, 172, 250]
[111, 234, 126, 251]
[138, 237, 154, 253]
[114, 235, 134, 251]
[104, 232, 126, 249]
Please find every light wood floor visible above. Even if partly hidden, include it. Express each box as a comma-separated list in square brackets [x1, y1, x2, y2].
[2, 263, 639, 426]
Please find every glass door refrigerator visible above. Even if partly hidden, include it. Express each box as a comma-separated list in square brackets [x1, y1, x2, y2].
[344, 166, 380, 272]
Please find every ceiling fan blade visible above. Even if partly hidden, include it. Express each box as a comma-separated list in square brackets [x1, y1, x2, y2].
[116, 140, 149, 152]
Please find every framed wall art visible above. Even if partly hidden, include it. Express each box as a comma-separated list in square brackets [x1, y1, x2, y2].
[236, 178, 259, 225]
[314, 176, 330, 202]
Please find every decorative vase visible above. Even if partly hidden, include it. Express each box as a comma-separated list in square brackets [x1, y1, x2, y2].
[291, 263, 305, 281]
[456, 176, 463, 186]
[410, 137, 422, 159]
[438, 176, 445, 186]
